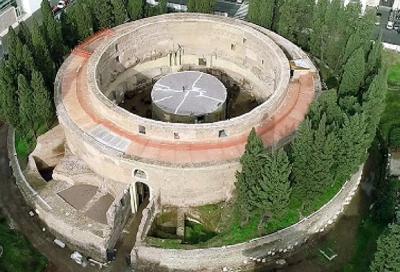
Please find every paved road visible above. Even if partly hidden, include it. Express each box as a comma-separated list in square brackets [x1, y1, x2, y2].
[375, 6, 400, 45]
[0, 125, 98, 272]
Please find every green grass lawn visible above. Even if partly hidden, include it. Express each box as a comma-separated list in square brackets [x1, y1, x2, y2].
[380, 51, 400, 142]
[0, 217, 47, 272]
[147, 177, 349, 250]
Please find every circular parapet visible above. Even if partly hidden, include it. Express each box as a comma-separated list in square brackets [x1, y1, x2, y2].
[55, 13, 319, 206]
[151, 71, 227, 123]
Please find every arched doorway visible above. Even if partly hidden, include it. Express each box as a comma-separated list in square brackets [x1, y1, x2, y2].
[129, 169, 151, 214]
[135, 182, 150, 207]
[129, 181, 150, 214]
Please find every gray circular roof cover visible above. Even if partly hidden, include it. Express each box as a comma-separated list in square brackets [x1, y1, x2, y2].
[151, 71, 227, 116]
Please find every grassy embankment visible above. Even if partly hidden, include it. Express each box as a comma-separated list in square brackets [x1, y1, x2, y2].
[0, 216, 47, 272]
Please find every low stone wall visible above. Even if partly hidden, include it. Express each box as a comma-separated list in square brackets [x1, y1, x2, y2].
[131, 165, 364, 272]
[7, 127, 120, 261]
[7, 128, 52, 210]
[131, 197, 158, 266]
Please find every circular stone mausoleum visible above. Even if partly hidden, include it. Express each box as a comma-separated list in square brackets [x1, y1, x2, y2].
[55, 13, 319, 210]
[12, 12, 325, 265]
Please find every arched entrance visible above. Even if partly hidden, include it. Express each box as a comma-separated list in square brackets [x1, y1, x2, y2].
[129, 168, 151, 214]
[129, 181, 150, 214]
[135, 182, 150, 207]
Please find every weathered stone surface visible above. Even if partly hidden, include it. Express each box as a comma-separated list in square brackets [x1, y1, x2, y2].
[55, 13, 319, 207]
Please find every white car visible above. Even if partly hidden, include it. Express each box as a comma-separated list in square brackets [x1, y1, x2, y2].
[387, 21, 394, 30]
[57, 1, 65, 9]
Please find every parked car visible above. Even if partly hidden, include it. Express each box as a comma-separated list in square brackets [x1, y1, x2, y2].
[387, 21, 394, 30]
[52, 0, 69, 14]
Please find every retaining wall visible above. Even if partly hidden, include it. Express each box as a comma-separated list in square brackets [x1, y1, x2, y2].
[7, 127, 119, 261]
[131, 165, 364, 272]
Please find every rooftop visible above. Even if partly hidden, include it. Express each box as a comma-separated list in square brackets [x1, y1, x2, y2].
[151, 71, 227, 116]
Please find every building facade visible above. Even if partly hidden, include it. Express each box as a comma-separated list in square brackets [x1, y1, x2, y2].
[0, 0, 41, 56]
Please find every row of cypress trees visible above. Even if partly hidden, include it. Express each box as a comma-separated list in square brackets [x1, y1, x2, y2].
[0, 0, 170, 133]
[236, 0, 387, 229]
[248, 0, 376, 76]
[187, 0, 216, 13]
[60, 0, 168, 48]
[0, 1, 62, 136]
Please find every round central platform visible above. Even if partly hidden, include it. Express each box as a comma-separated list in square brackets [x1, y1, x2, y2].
[151, 71, 227, 123]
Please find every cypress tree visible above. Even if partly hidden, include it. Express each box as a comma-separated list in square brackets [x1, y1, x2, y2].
[0, 61, 19, 126]
[292, 116, 337, 209]
[61, 11, 78, 49]
[127, 0, 144, 20]
[277, 0, 299, 42]
[80, 0, 97, 29]
[271, 0, 285, 32]
[17, 21, 32, 48]
[323, 0, 347, 72]
[41, 0, 65, 65]
[31, 21, 55, 87]
[21, 45, 36, 80]
[159, 0, 168, 14]
[17, 74, 35, 131]
[338, 48, 366, 97]
[94, 0, 114, 29]
[338, 95, 362, 116]
[366, 40, 383, 78]
[307, 115, 337, 198]
[47, 17, 65, 65]
[248, 0, 261, 26]
[309, 0, 328, 58]
[362, 69, 387, 146]
[291, 119, 313, 197]
[256, 149, 292, 218]
[296, 0, 314, 49]
[111, 0, 128, 26]
[4, 27, 24, 77]
[235, 128, 266, 223]
[70, 3, 94, 42]
[5, 28, 35, 81]
[248, 0, 274, 29]
[309, 89, 344, 128]
[334, 114, 368, 183]
[342, 32, 363, 66]
[40, 0, 53, 28]
[370, 224, 400, 272]
[355, 9, 375, 48]
[187, 0, 215, 13]
[32, 70, 54, 127]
